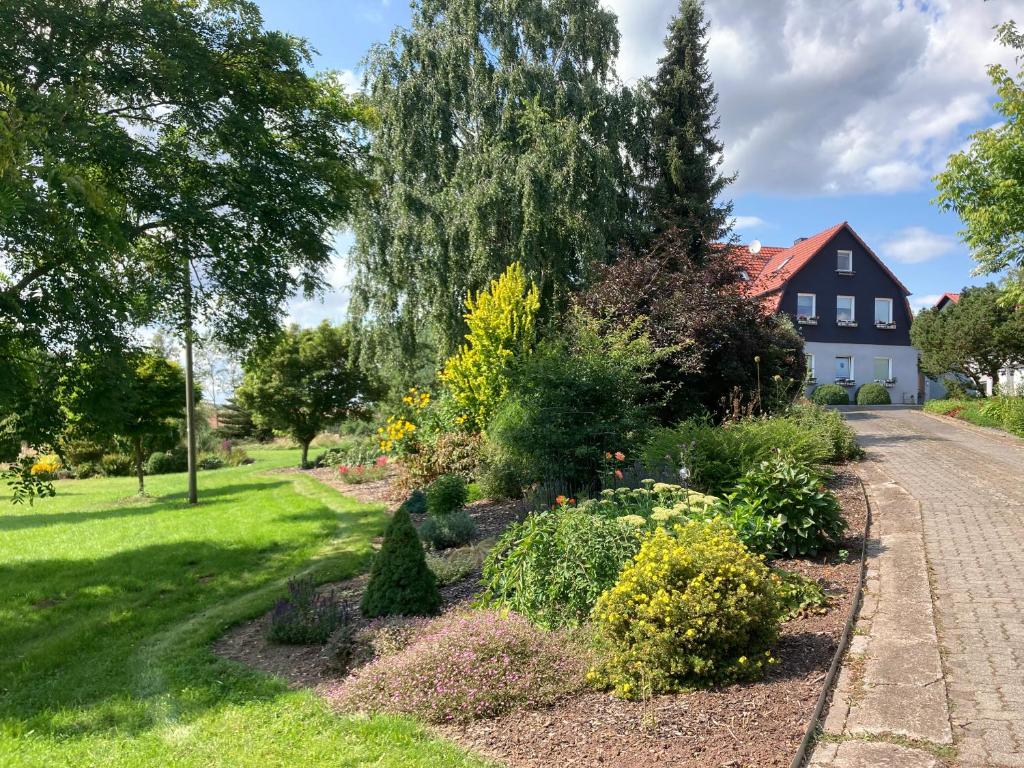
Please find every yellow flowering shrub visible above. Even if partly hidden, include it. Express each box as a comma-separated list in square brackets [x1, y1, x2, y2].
[440, 262, 539, 431]
[378, 387, 430, 455]
[589, 520, 780, 698]
[30, 455, 61, 478]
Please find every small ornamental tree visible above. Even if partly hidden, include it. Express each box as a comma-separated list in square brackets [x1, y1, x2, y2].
[361, 506, 441, 618]
[237, 323, 376, 468]
[856, 382, 891, 405]
[911, 284, 1024, 392]
[440, 263, 540, 430]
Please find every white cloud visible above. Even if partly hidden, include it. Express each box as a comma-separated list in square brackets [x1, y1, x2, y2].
[731, 215, 766, 230]
[604, 0, 1023, 195]
[284, 230, 354, 326]
[910, 293, 943, 312]
[881, 226, 958, 264]
[334, 69, 360, 94]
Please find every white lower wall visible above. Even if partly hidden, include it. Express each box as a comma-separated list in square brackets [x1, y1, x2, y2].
[803, 341, 920, 404]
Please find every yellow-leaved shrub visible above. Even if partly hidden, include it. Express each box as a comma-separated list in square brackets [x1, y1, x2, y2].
[589, 520, 780, 698]
[440, 262, 539, 431]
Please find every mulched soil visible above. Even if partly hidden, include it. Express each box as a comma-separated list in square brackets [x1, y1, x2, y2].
[213, 466, 867, 768]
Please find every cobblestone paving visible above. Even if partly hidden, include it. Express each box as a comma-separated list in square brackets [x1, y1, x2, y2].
[844, 408, 1024, 768]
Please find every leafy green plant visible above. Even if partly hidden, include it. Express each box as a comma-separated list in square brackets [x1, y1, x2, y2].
[426, 474, 468, 517]
[425, 541, 493, 586]
[811, 384, 850, 405]
[419, 509, 477, 550]
[772, 569, 828, 620]
[361, 506, 441, 618]
[856, 382, 891, 405]
[267, 576, 349, 645]
[144, 447, 188, 475]
[589, 521, 781, 698]
[197, 453, 225, 470]
[400, 488, 428, 516]
[728, 458, 846, 557]
[787, 402, 862, 461]
[479, 508, 643, 628]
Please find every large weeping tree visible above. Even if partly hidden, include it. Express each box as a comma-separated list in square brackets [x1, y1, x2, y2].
[648, 0, 734, 263]
[0, 0, 369, 502]
[350, 0, 651, 371]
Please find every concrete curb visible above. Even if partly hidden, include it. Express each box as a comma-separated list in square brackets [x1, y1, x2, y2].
[790, 472, 872, 768]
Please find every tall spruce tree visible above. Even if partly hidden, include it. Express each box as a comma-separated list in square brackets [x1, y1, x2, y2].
[350, 0, 649, 364]
[649, 0, 734, 263]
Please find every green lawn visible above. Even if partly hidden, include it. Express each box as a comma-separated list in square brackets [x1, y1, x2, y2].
[0, 449, 488, 768]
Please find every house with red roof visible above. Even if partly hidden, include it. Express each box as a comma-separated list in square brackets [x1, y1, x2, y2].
[725, 222, 921, 404]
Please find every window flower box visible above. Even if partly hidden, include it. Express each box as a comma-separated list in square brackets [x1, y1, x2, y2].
[836, 269, 855, 276]
[836, 319, 858, 327]
[806, 376, 817, 385]
[882, 378, 897, 388]
[797, 314, 819, 325]
[875, 321, 897, 330]
[835, 377, 856, 387]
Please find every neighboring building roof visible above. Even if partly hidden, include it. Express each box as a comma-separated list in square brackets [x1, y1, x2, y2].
[934, 292, 960, 310]
[721, 221, 912, 304]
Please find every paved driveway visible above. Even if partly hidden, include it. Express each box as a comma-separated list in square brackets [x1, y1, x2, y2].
[844, 408, 1024, 767]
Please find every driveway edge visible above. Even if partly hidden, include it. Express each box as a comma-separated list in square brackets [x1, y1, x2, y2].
[806, 460, 955, 767]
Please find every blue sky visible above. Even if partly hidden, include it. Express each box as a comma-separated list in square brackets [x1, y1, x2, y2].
[257, 0, 1024, 322]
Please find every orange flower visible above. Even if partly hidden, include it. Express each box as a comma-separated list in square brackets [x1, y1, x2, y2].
[555, 495, 567, 506]
[614, 451, 625, 461]
[568, 498, 576, 505]
[604, 452, 612, 460]
[614, 469, 624, 479]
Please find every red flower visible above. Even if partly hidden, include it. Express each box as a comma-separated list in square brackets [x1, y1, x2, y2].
[339, 466, 349, 474]
[555, 495, 567, 506]
[614, 451, 625, 461]
[614, 469, 624, 479]
[568, 498, 576, 505]
[375, 455, 388, 467]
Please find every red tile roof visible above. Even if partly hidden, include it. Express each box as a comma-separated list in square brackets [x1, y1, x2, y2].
[934, 292, 960, 309]
[721, 221, 911, 303]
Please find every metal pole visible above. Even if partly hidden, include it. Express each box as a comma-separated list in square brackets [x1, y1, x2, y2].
[184, 263, 198, 504]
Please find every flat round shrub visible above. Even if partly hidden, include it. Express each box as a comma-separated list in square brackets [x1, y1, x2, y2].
[145, 447, 188, 475]
[100, 453, 133, 476]
[480, 508, 643, 628]
[426, 474, 468, 517]
[856, 382, 891, 405]
[198, 453, 225, 470]
[811, 383, 849, 405]
[361, 506, 441, 618]
[419, 509, 476, 549]
[729, 458, 846, 557]
[589, 521, 780, 698]
[339, 609, 589, 723]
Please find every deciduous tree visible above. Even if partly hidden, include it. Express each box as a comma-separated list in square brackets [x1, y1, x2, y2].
[236, 323, 376, 468]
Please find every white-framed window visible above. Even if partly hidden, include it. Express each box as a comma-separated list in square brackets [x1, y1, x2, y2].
[806, 353, 815, 378]
[837, 295, 855, 323]
[873, 357, 892, 381]
[797, 293, 816, 318]
[835, 356, 853, 380]
[875, 298, 893, 324]
[739, 270, 749, 281]
[837, 250, 853, 272]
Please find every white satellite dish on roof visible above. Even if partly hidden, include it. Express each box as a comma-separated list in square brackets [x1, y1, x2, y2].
[748, 239, 762, 255]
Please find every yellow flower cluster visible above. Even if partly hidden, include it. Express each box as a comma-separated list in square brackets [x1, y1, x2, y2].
[589, 521, 780, 699]
[378, 416, 416, 454]
[30, 455, 61, 476]
[401, 387, 431, 410]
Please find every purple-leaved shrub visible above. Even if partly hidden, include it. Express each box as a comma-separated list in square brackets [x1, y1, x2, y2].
[337, 609, 589, 723]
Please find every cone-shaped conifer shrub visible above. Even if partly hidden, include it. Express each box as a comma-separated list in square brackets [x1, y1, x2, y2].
[361, 506, 442, 618]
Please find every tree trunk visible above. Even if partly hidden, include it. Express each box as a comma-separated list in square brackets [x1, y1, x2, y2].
[300, 440, 310, 469]
[134, 436, 145, 496]
[184, 265, 199, 504]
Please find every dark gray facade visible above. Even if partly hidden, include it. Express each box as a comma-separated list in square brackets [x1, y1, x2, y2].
[778, 229, 912, 346]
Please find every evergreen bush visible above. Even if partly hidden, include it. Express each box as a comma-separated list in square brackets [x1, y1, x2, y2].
[419, 509, 476, 550]
[811, 384, 850, 405]
[361, 507, 441, 618]
[856, 382, 891, 405]
[426, 474, 468, 517]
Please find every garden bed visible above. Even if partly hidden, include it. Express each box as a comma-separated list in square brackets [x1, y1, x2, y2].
[214, 468, 866, 768]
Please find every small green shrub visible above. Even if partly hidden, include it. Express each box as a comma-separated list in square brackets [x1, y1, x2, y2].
[923, 398, 962, 416]
[197, 453, 225, 470]
[399, 488, 428, 516]
[772, 569, 828, 620]
[856, 382, 891, 405]
[425, 541, 492, 585]
[74, 461, 105, 479]
[361, 507, 441, 618]
[222, 447, 252, 466]
[788, 402, 862, 461]
[589, 521, 781, 698]
[479, 508, 643, 628]
[980, 396, 1024, 436]
[426, 474, 468, 516]
[727, 458, 845, 557]
[145, 447, 188, 475]
[267, 576, 349, 645]
[100, 453, 133, 477]
[644, 415, 834, 496]
[811, 383, 850, 405]
[419, 509, 477, 550]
